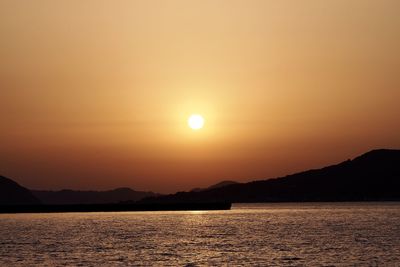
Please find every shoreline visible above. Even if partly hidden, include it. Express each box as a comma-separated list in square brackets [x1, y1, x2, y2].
[0, 202, 231, 214]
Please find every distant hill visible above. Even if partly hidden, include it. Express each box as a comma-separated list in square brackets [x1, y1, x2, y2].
[32, 188, 160, 205]
[0, 176, 41, 205]
[142, 149, 400, 203]
[190, 180, 239, 192]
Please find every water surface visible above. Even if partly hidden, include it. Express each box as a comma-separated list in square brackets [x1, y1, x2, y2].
[1, 202, 399, 266]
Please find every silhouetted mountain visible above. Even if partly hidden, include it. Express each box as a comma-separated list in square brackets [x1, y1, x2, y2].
[142, 149, 400, 203]
[190, 180, 239, 192]
[207, 180, 239, 190]
[0, 176, 41, 205]
[32, 187, 160, 205]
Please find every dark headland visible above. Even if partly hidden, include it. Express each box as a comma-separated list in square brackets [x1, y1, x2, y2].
[141, 149, 400, 203]
[1, 149, 399, 213]
[0, 176, 41, 205]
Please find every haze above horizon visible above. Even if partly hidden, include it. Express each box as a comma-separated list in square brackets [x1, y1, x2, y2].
[1, 0, 399, 193]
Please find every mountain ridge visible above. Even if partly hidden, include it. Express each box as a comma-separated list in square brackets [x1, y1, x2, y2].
[0, 176, 41, 205]
[1, 149, 399, 205]
[190, 180, 239, 192]
[141, 149, 400, 203]
[32, 187, 160, 204]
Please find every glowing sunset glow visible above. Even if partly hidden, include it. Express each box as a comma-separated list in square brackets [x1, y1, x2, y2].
[188, 114, 205, 130]
[0, 0, 399, 193]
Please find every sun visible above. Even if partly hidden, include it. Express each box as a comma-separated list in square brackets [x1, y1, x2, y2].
[188, 114, 205, 130]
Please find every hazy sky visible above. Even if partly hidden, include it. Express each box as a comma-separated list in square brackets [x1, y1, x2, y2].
[1, 0, 399, 193]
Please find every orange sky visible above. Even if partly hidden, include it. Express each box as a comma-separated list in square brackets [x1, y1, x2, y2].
[1, 0, 399, 193]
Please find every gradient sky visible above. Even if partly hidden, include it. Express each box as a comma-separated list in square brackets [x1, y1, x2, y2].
[1, 0, 399, 193]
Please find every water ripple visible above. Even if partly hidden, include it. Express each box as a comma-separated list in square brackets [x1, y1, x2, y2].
[0, 202, 399, 266]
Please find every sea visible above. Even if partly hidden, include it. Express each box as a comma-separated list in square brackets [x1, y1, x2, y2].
[0, 203, 399, 266]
